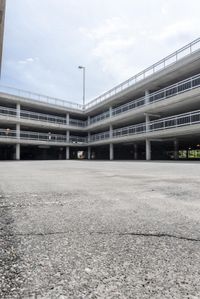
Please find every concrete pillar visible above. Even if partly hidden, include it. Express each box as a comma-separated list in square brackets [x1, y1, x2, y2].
[88, 146, 91, 160]
[174, 140, 179, 160]
[88, 132, 90, 142]
[16, 123, 20, 140]
[110, 143, 114, 161]
[66, 130, 70, 142]
[16, 144, 20, 161]
[66, 113, 70, 126]
[145, 113, 150, 132]
[66, 146, 70, 160]
[109, 106, 112, 117]
[146, 139, 151, 161]
[88, 116, 90, 126]
[16, 103, 20, 118]
[109, 124, 113, 139]
[134, 144, 138, 160]
[145, 90, 150, 105]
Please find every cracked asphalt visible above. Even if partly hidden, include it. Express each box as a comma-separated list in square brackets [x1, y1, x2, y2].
[0, 160, 200, 299]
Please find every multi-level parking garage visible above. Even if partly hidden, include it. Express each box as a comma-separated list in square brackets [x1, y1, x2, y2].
[0, 38, 200, 161]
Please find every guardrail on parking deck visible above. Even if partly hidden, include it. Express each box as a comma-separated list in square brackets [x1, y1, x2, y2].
[90, 110, 200, 141]
[0, 106, 88, 128]
[1, 109, 200, 144]
[0, 129, 88, 144]
[0, 85, 83, 111]
[87, 73, 200, 125]
[85, 38, 200, 109]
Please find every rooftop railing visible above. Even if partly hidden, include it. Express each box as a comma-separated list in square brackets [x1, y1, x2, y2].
[0, 85, 83, 111]
[85, 38, 200, 109]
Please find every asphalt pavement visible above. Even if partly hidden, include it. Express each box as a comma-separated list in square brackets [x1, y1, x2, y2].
[0, 160, 200, 298]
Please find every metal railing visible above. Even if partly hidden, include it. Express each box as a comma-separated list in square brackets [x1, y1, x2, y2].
[70, 135, 88, 143]
[69, 118, 87, 127]
[90, 110, 200, 142]
[0, 105, 89, 128]
[20, 110, 67, 125]
[89, 110, 110, 125]
[90, 131, 110, 142]
[0, 129, 88, 144]
[113, 123, 146, 138]
[85, 38, 200, 109]
[112, 73, 200, 116]
[20, 131, 67, 143]
[0, 129, 17, 139]
[0, 85, 83, 111]
[0, 106, 17, 117]
[0, 110, 200, 143]
[149, 110, 200, 132]
[86, 73, 200, 125]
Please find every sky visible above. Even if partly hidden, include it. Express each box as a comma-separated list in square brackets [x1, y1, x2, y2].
[2, 0, 200, 104]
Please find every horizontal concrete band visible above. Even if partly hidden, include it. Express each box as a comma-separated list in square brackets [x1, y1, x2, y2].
[0, 123, 200, 147]
[0, 87, 200, 132]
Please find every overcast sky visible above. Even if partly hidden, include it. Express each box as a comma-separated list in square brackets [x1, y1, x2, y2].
[2, 0, 200, 104]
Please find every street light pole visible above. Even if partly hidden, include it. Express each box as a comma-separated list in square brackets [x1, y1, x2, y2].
[78, 66, 86, 106]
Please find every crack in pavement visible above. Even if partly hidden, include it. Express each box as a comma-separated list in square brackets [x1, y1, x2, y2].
[90, 231, 200, 242]
[1, 231, 200, 242]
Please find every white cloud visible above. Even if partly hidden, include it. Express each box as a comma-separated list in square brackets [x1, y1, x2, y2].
[18, 57, 39, 64]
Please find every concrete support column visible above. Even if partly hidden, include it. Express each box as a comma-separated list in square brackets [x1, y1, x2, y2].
[146, 139, 151, 161]
[145, 113, 150, 132]
[88, 116, 90, 126]
[109, 124, 113, 139]
[110, 143, 114, 161]
[88, 146, 91, 160]
[66, 130, 70, 142]
[145, 90, 150, 105]
[66, 146, 70, 160]
[174, 139, 179, 160]
[16, 103, 20, 118]
[16, 123, 20, 139]
[16, 144, 20, 161]
[66, 113, 70, 126]
[134, 144, 138, 160]
[109, 106, 112, 117]
[88, 132, 90, 142]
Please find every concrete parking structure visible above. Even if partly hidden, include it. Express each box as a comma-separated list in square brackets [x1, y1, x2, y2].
[0, 38, 200, 160]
